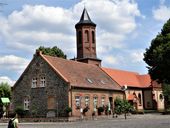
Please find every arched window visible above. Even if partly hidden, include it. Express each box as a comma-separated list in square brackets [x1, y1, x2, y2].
[92, 31, 95, 43]
[84, 30, 89, 43]
[78, 31, 82, 44]
[85, 96, 90, 107]
[138, 93, 142, 105]
[159, 94, 163, 100]
[101, 96, 105, 106]
[93, 96, 98, 111]
[75, 96, 80, 109]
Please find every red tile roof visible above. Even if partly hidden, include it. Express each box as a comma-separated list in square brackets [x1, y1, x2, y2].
[40, 53, 121, 91]
[102, 67, 151, 88]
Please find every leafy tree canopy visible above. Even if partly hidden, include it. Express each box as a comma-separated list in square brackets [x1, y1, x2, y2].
[144, 19, 170, 84]
[114, 98, 132, 119]
[37, 46, 67, 59]
[0, 82, 11, 99]
[162, 83, 170, 109]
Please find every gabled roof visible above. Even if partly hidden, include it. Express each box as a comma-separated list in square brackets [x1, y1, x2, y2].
[75, 8, 96, 28]
[102, 67, 151, 88]
[138, 75, 151, 87]
[40, 53, 121, 91]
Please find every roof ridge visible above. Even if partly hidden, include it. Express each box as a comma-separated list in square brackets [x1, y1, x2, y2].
[42, 54, 98, 67]
[40, 53, 69, 83]
[102, 67, 151, 88]
[102, 67, 139, 74]
[40, 54, 121, 91]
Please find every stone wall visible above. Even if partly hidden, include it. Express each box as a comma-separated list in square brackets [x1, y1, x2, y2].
[12, 55, 69, 117]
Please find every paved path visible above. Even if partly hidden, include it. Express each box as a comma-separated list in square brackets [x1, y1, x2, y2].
[0, 114, 170, 128]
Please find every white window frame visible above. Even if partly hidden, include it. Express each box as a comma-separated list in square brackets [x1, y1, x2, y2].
[32, 77, 37, 88]
[75, 96, 80, 107]
[93, 96, 98, 107]
[85, 96, 90, 106]
[40, 76, 45, 87]
[24, 98, 30, 110]
[101, 96, 105, 106]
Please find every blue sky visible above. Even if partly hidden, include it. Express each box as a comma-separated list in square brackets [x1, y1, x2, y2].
[0, 0, 170, 86]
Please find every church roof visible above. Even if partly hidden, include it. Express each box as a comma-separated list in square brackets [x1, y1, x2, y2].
[40, 53, 121, 91]
[75, 8, 96, 28]
[102, 67, 151, 88]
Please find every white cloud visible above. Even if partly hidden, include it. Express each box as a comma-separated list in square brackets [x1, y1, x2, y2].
[76, 0, 142, 56]
[101, 48, 145, 70]
[0, 76, 16, 86]
[160, 0, 165, 5]
[153, 5, 170, 22]
[0, 5, 76, 56]
[0, 0, 141, 58]
[103, 56, 119, 65]
[0, 0, 143, 81]
[0, 55, 29, 73]
[129, 50, 144, 63]
[97, 32, 126, 49]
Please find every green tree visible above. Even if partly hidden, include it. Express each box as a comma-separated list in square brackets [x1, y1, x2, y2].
[144, 19, 170, 84]
[162, 83, 170, 110]
[0, 82, 11, 99]
[114, 98, 132, 119]
[37, 46, 67, 59]
[121, 100, 133, 119]
[114, 98, 123, 115]
[0, 82, 11, 118]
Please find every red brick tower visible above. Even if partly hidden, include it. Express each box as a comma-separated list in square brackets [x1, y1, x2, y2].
[75, 8, 101, 66]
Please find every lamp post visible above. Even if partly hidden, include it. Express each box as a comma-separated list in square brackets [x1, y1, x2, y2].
[122, 84, 127, 100]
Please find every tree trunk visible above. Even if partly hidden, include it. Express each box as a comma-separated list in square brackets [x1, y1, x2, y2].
[124, 112, 127, 120]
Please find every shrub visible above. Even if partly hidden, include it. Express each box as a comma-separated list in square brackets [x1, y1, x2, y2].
[31, 109, 38, 117]
[98, 106, 104, 115]
[15, 106, 26, 118]
[114, 98, 133, 119]
[104, 105, 109, 115]
[65, 106, 72, 114]
[83, 106, 89, 115]
[0, 106, 4, 118]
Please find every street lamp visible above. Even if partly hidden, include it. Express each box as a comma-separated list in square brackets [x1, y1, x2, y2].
[122, 84, 127, 100]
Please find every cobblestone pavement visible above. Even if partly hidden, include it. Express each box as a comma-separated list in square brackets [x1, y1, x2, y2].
[0, 114, 170, 128]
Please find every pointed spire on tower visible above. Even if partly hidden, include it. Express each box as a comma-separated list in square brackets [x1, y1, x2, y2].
[80, 8, 91, 21]
[75, 8, 96, 28]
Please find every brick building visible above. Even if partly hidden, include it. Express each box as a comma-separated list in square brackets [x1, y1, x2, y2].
[12, 8, 164, 118]
[103, 68, 164, 112]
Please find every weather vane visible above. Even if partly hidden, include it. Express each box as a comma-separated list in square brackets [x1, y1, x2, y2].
[83, 1, 86, 9]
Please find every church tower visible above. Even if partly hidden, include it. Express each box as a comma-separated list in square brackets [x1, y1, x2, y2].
[75, 8, 101, 66]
